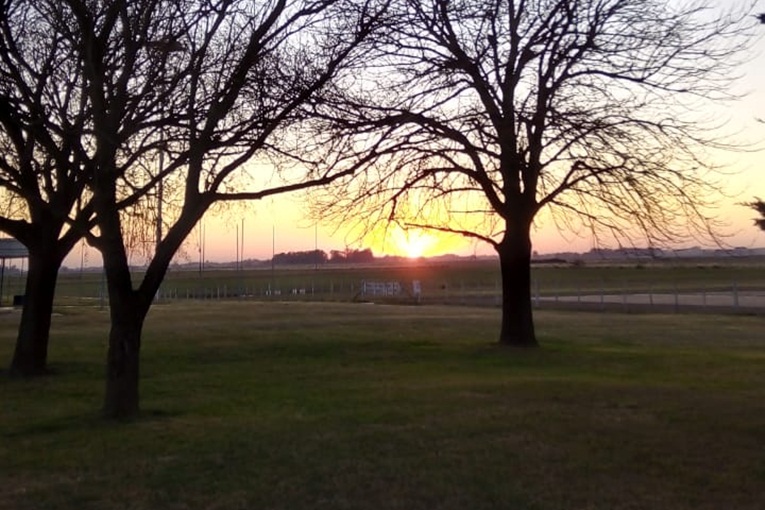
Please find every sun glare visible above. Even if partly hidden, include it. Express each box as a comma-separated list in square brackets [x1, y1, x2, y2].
[353, 222, 478, 259]
[395, 229, 437, 258]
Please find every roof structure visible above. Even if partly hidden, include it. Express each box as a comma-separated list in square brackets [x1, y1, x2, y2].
[0, 238, 28, 259]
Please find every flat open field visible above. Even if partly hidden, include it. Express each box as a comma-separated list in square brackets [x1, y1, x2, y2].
[27, 256, 765, 309]
[2, 301, 764, 509]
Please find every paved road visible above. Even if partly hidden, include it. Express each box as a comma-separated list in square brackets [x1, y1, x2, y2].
[536, 290, 765, 315]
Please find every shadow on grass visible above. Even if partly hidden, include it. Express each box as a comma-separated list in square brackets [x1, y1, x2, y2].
[3, 412, 105, 438]
[2, 361, 104, 379]
[3, 407, 186, 438]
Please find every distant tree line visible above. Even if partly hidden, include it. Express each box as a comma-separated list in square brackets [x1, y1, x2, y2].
[272, 250, 328, 265]
[272, 248, 375, 265]
[328, 249, 375, 264]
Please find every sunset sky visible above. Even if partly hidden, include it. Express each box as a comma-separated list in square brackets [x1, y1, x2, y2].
[59, 2, 765, 268]
[185, 10, 765, 265]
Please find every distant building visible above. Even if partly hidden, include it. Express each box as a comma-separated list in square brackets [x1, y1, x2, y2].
[0, 238, 28, 307]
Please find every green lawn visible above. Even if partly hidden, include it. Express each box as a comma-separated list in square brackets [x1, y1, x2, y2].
[1, 302, 764, 509]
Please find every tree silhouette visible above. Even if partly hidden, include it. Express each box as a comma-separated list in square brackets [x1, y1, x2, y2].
[749, 199, 765, 231]
[18, 0, 386, 418]
[6, 0, 385, 418]
[317, 0, 758, 346]
[0, 3, 96, 376]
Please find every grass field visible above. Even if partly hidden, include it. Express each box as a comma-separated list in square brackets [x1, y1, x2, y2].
[1, 301, 764, 509]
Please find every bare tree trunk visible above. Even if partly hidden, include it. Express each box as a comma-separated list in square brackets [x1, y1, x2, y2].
[98, 198, 148, 419]
[497, 224, 537, 347]
[102, 300, 145, 419]
[99, 204, 194, 419]
[9, 249, 62, 376]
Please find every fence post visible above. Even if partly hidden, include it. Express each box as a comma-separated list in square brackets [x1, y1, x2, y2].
[600, 279, 605, 311]
[622, 280, 627, 311]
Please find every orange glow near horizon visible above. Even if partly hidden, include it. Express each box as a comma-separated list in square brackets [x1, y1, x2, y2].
[358, 223, 476, 259]
[390, 228, 439, 258]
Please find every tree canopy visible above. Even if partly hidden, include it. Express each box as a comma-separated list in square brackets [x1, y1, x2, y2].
[2, 0, 388, 416]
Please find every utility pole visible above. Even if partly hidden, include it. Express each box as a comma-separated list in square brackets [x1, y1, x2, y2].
[271, 225, 275, 296]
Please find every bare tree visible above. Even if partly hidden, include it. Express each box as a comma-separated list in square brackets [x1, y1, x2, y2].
[43, 0, 386, 418]
[0, 0, 95, 376]
[0, 0, 198, 376]
[314, 0, 758, 347]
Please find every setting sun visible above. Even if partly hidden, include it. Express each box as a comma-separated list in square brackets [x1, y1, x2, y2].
[391, 228, 439, 258]
[341, 222, 482, 259]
